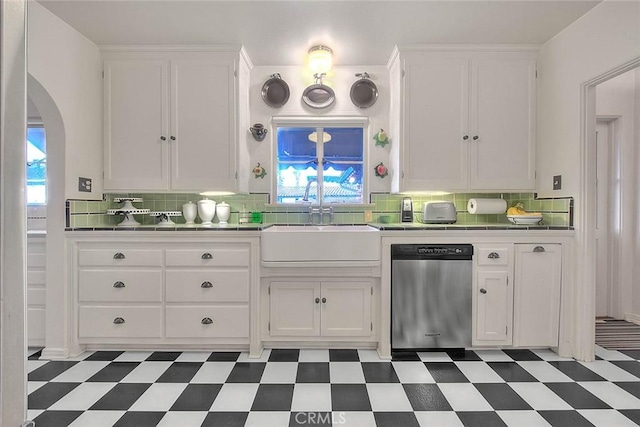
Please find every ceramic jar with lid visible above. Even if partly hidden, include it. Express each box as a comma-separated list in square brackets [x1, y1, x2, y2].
[216, 202, 231, 225]
[197, 198, 216, 225]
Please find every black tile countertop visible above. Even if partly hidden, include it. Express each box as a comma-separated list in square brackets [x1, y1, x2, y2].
[369, 222, 574, 231]
[66, 222, 573, 231]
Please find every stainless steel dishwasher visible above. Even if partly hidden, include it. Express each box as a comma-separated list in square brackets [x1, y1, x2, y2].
[391, 244, 473, 350]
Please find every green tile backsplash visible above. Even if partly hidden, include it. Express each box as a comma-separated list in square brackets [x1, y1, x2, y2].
[67, 192, 572, 227]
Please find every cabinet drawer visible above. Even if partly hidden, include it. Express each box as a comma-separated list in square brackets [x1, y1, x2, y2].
[79, 249, 163, 267]
[165, 248, 249, 267]
[79, 270, 163, 302]
[476, 247, 510, 266]
[79, 306, 162, 338]
[166, 270, 249, 302]
[165, 305, 249, 338]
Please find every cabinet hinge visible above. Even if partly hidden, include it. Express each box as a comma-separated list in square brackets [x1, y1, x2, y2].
[535, 69, 538, 79]
[268, 321, 270, 331]
[371, 287, 373, 296]
[234, 70, 237, 78]
[401, 69, 405, 78]
[371, 322, 373, 331]
[235, 171, 238, 180]
[102, 70, 104, 79]
[535, 170, 537, 179]
[268, 286, 270, 296]
[506, 325, 508, 335]
[507, 277, 509, 285]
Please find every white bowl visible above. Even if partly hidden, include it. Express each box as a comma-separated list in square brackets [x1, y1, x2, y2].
[507, 215, 543, 225]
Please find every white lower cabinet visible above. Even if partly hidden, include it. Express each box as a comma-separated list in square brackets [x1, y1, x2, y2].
[268, 280, 373, 338]
[474, 245, 513, 346]
[513, 244, 562, 347]
[473, 243, 563, 348]
[27, 235, 47, 346]
[72, 237, 255, 349]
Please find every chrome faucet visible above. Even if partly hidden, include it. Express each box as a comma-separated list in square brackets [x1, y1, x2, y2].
[321, 206, 334, 224]
[308, 206, 321, 224]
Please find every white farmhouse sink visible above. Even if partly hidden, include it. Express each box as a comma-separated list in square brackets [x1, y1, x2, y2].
[261, 225, 380, 263]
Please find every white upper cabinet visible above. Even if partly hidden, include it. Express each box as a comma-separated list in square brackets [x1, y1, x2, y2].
[389, 48, 536, 192]
[103, 48, 250, 193]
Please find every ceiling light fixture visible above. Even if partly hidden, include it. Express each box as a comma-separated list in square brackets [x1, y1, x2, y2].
[308, 45, 333, 74]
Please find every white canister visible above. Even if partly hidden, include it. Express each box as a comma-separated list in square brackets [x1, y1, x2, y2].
[197, 198, 216, 225]
[216, 202, 231, 225]
[182, 201, 197, 224]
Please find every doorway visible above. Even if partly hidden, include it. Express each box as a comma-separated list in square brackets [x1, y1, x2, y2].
[588, 64, 640, 351]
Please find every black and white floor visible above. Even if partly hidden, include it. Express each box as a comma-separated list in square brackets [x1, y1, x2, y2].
[27, 346, 640, 426]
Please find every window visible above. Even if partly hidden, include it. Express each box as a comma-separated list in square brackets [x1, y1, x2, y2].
[275, 121, 365, 204]
[26, 125, 46, 204]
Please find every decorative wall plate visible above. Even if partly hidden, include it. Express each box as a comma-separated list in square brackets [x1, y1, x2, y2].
[350, 72, 378, 108]
[261, 73, 290, 108]
[302, 83, 335, 109]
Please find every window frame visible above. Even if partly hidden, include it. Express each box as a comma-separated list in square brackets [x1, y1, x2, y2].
[271, 116, 370, 206]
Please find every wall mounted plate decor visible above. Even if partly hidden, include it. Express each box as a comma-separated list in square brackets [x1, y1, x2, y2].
[252, 162, 267, 179]
[350, 72, 378, 108]
[374, 162, 388, 178]
[261, 73, 290, 108]
[302, 73, 335, 109]
[373, 129, 390, 147]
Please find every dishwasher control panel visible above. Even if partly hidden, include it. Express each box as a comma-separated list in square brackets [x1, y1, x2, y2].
[392, 244, 473, 260]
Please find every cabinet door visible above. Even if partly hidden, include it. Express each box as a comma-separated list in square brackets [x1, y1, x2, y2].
[269, 282, 320, 336]
[401, 56, 469, 190]
[321, 282, 372, 337]
[514, 244, 561, 347]
[470, 58, 536, 190]
[170, 57, 236, 191]
[104, 59, 170, 191]
[476, 271, 512, 345]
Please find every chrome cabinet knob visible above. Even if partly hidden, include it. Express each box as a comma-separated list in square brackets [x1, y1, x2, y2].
[480, 288, 487, 294]
[113, 317, 125, 324]
[113, 281, 125, 288]
[462, 135, 469, 140]
[315, 298, 320, 304]
[113, 252, 125, 259]
[201, 317, 213, 325]
[170, 136, 176, 141]
[473, 135, 479, 140]
[322, 297, 327, 304]
[533, 246, 546, 253]
[160, 136, 167, 141]
[201, 281, 213, 288]
[487, 252, 500, 259]
[201, 253, 213, 260]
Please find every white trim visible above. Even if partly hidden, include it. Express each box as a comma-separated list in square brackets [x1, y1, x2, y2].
[624, 313, 640, 326]
[394, 44, 540, 53]
[100, 44, 244, 53]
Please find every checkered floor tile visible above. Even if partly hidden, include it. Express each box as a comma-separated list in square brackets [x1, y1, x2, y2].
[27, 346, 640, 426]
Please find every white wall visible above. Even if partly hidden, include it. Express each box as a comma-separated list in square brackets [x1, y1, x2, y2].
[249, 66, 390, 197]
[635, 68, 640, 316]
[28, 1, 103, 200]
[537, 0, 640, 199]
[595, 71, 638, 318]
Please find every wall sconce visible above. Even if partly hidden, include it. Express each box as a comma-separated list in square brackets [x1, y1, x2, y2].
[308, 45, 333, 74]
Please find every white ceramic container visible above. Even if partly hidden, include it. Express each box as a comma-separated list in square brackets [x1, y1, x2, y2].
[216, 202, 231, 225]
[197, 199, 216, 225]
[182, 201, 197, 224]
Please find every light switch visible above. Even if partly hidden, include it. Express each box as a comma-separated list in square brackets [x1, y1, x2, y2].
[553, 175, 562, 190]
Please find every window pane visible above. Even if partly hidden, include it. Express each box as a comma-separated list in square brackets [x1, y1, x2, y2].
[322, 128, 364, 204]
[276, 127, 318, 204]
[26, 126, 46, 205]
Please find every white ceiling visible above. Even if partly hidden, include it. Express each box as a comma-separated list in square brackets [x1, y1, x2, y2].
[37, 0, 601, 66]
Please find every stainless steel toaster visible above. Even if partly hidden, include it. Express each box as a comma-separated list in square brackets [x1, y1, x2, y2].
[422, 201, 457, 224]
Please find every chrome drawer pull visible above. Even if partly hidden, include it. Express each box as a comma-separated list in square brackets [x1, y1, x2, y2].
[533, 246, 546, 253]
[201, 317, 213, 325]
[113, 281, 125, 288]
[201, 253, 213, 260]
[480, 288, 487, 294]
[201, 281, 213, 288]
[113, 317, 125, 324]
[487, 252, 500, 259]
[113, 252, 125, 259]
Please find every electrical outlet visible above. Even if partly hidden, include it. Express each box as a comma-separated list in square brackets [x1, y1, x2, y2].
[78, 177, 92, 192]
[553, 175, 562, 190]
[364, 210, 373, 222]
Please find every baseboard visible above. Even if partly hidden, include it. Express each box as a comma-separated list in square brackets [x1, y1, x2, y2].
[624, 313, 640, 325]
[40, 347, 69, 360]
